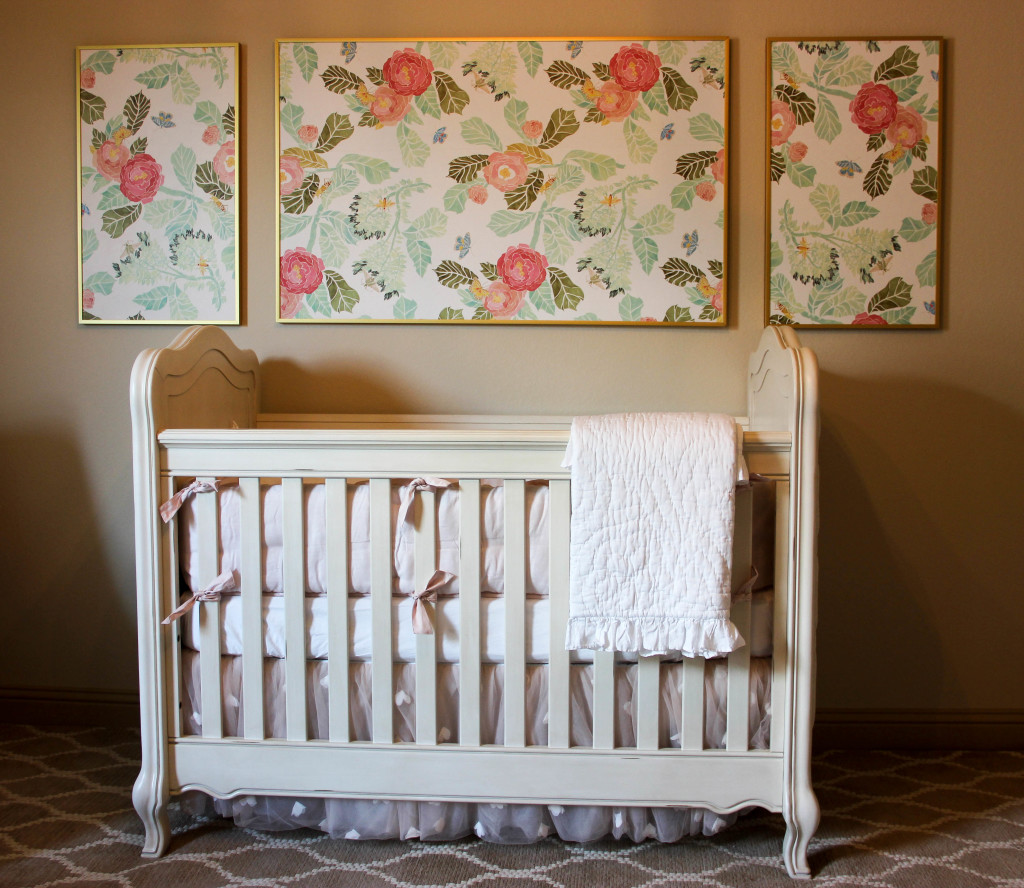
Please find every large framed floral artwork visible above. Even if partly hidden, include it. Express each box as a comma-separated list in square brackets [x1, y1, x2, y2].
[767, 39, 942, 328]
[276, 39, 729, 324]
[77, 44, 239, 324]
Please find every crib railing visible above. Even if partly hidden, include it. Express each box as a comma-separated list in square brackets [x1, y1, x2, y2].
[158, 425, 792, 809]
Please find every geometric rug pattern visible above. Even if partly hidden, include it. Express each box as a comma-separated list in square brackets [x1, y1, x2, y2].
[1, 724, 1022, 887]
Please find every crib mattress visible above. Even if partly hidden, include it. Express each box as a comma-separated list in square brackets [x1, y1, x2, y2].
[179, 588, 775, 663]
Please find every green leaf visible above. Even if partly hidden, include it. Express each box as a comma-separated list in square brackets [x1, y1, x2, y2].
[434, 71, 470, 115]
[835, 201, 881, 227]
[774, 83, 816, 125]
[82, 50, 116, 75]
[592, 61, 612, 81]
[899, 216, 935, 243]
[316, 112, 354, 153]
[443, 182, 470, 213]
[321, 65, 364, 94]
[434, 259, 478, 288]
[661, 257, 703, 287]
[447, 153, 490, 184]
[414, 85, 442, 119]
[294, 43, 319, 82]
[623, 118, 658, 164]
[405, 237, 432, 276]
[84, 270, 115, 295]
[439, 306, 465, 320]
[864, 155, 892, 199]
[193, 100, 221, 128]
[195, 161, 233, 200]
[365, 66, 385, 86]
[642, 80, 669, 115]
[770, 272, 796, 313]
[545, 59, 589, 89]
[123, 91, 151, 135]
[504, 97, 529, 135]
[633, 204, 675, 237]
[460, 116, 504, 151]
[809, 183, 840, 228]
[887, 74, 924, 103]
[618, 294, 643, 322]
[134, 64, 173, 89]
[769, 149, 785, 183]
[911, 166, 938, 201]
[539, 108, 579, 150]
[171, 144, 197, 188]
[318, 213, 349, 266]
[663, 305, 693, 323]
[279, 213, 311, 239]
[80, 228, 99, 262]
[874, 45, 919, 82]
[488, 209, 533, 238]
[674, 150, 718, 180]
[280, 103, 305, 141]
[281, 173, 319, 214]
[80, 90, 106, 125]
[393, 296, 418, 319]
[916, 250, 937, 287]
[867, 276, 913, 313]
[584, 106, 606, 124]
[548, 266, 583, 311]
[407, 208, 447, 240]
[518, 41, 544, 77]
[478, 262, 499, 281]
[101, 203, 142, 237]
[770, 239, 784, 270]
[222, 103, 235, 138]
[170, 64, 200, 105]
[143, 198, 189, 228]
[504, 169, 545, 212]
[814, 94, 841, 143]
[98, 185, 129, 212]
[633, 235, 659, 275]
[786, 159, 817, 188]
[563, 150, 622, 181]
[688, 112, 725, 144]
[671, 181, 696, 210]
[282, 147, 328, 169]
[396, 121, 430, 167]
[133, 285, 174, 311]
[708, 258, 724, 279]
[881, 305, 917, 325]
[661, 67, 698, 111]
[866, 131, 886, 152]
[324, 270, 359, 312]
[530, 280, 557, 315]
[505, 143, 553, 165]
[339, 154, 396, 184]
[813, 283, 865, 319]
[90, 127, 106, 150]
[699, 303, 721, 322]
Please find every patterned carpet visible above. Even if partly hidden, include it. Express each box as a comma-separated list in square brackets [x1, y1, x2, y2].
[1, 725, 1022, 887]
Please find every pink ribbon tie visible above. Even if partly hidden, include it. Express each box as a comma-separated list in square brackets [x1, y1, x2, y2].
[160, 479, 223, 523]
[396, 477, 452, 529]
[733, 566, 759, 602]
[162, 569, 238, 625]
[410, 569, 455, 634]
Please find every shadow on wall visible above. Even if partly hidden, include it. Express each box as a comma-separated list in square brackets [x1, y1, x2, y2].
[0, 427, 130, 690]
[815, 368, 1024, 712]
[259, 358, 424, 415]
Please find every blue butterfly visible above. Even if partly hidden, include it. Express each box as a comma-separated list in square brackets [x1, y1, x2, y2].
[152, 112, 175, 128]
[566, 40, 583, 59]
[81, 203, 90, 216]
[924, 300, 935, 315]
[455, 233, 471, 258]
[680, 230, 698, 256]
[660, 123, 675, 141]
[341, 42, 358, 63]
[836, 159, 862, 177]
[432, 126, 448, 144]
[931, 70, 939, 82]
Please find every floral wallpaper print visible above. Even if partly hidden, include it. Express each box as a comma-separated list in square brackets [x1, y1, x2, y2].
[276, 39, 728, 323]
[78, 45, 239, 323]
[767, 40, 941, 328]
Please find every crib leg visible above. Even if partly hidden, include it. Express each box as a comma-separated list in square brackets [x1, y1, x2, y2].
[133, 768, 171, 857]
[782, 784, 819, 879]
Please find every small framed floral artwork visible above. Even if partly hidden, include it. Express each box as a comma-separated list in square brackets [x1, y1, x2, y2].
[276, 39, 728, 324]
[77, 44, 239, 324]
[767, 39, 942, 328]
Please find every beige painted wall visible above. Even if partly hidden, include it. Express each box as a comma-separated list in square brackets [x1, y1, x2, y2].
[1, 0, 1022, 716]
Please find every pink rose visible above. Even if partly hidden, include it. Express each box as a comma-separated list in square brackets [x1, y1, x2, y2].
[298, 124, 319, 145]
[483, 151, 529, 192]
[280, 289, 303, 319]
[595, 81, 638, 121]
[608, 43, 662, 92]
[468, 184, 489, 204]
[382, 48, 434, 96]
[81, 68, 96, 89]
[695, 181, 717, 201]
[213, 140, 235, 185]
[202, 125, 221, 145]
[94, 139, 129, 181]
[770, 100, 797, 146]
[710, 148, 726, 183]
[119, 153, 164, 204]
[82, 288, 95, 310]
[496, 244, 549, 292]
[522, 119, 543, 139]
[921, 202, 938, 225]
[852, 312, 888, 326]
[279, 155, 304, 195]
[710, 281, 723, 314]
[788, 141, 808, 162]
[849, 82, 899, 134]
[886, 106, 926, 149]
[369, 86, 410, 125]
[280, 247, 325, 295]
[483, 281, 526, 318]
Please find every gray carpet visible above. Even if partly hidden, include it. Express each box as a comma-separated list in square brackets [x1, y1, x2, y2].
[1, 725, 1022, 887]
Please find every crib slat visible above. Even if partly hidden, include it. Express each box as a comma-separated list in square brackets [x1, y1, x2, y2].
[196, 478, 223, 739]
[326, 479, 350, 743]
[369, 479, 393, 744]
[727, 485, 753, 751]
[636, 656, 661, 750]
[547, 479, 571, 749]
[458, 480, 482, 747]
[282, 478, 307, 741]
[414, 488, 438, 745]
[680, 658, 705, 750]
[503, 480, 526, 748]
[592, 651, 616, 749]
[239, 477, 264, 740]
[164, 476, 183, 738]
[770, 479, 791, 753]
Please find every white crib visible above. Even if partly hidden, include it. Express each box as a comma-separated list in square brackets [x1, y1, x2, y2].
[130, 324, 820, 877]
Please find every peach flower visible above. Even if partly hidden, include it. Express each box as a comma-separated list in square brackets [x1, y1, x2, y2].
[770, 100, 797, 146]
[94, 139, 130, 181]
[468, 184, 489, 204]
[369, 86, 410, 125]
[483, 281, 526, 318]
[213, 140, 235, 185]
[483, 151, 529, 192]
[279, 156, 304, 195]
[298, 124, 319, 145]
[595, 81, 638, 121]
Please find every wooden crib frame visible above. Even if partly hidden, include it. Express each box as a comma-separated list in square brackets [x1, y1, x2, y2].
[130, 325, 819, 877]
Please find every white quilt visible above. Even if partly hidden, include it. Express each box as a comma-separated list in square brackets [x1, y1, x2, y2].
[564, 413, 743, 657]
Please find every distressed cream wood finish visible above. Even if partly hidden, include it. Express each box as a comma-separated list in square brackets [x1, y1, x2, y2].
[131, 325, 818, 877]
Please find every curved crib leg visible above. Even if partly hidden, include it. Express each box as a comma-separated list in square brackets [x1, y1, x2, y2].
[782, 784, 820, 878]
[133, 769, 171, 857]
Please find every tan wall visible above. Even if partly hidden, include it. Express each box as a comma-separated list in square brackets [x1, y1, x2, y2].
[1, 0, 1022, 716]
